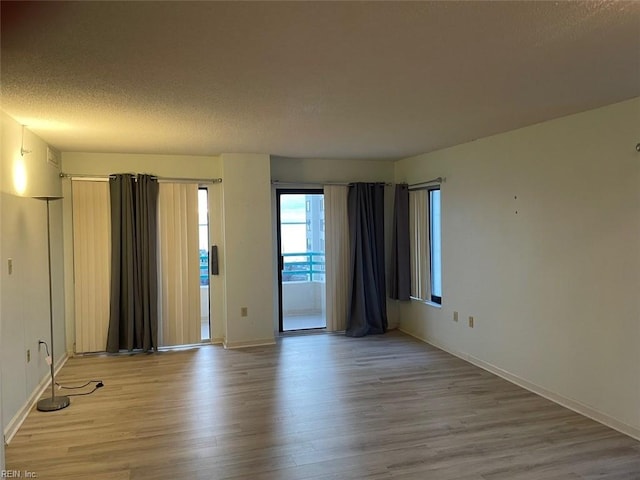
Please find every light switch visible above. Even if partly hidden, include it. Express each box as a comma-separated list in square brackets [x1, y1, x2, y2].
[8, 258, 13, 275]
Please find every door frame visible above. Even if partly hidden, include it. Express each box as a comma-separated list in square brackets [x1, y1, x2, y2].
[198, 185, 211, 341]
[276, 188, 324, 332]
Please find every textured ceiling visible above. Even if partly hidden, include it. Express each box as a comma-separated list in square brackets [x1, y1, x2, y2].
[1, 1, 639, 160]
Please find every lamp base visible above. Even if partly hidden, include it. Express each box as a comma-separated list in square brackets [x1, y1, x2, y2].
[37, 395, 70, 412]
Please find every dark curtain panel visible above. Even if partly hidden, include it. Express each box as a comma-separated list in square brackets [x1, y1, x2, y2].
[390, 183, 411, 300]
[346, 183, 387, 337]
[107, 174, 159, 353]
[134, 175, 159, 351]
[107, 174, 134, 353]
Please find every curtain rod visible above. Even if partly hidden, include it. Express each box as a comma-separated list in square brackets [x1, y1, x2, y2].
[271, 180, 392, 187]
[60, 173, 222, 184]
[408, 177, 443, 190]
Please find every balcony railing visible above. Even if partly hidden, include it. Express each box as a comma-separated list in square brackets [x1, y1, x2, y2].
[200, 251, 209, 286]
[282, 252, 325, 282]
[200, 251, 326, 285]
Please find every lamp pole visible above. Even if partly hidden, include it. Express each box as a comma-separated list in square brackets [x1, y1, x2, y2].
[34, 196, 69, 412]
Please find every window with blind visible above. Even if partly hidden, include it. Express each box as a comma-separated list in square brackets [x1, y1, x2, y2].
[409, 187, 442, 304]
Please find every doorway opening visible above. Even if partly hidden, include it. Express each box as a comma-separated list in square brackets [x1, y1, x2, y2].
[277, 190, 326, 332]
[198, 187, 211, 341]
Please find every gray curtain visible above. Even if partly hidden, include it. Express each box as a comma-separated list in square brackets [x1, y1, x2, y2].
[390, 183, 411, 300]
[346, 183, 387, 337]
[107, 174, 159, 353]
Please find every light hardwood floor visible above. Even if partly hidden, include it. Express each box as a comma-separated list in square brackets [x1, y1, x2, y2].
[6, 331, 640, 479]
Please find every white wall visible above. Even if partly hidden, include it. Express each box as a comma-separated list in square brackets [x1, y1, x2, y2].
[0, 112, 66, 445]
[61, 152, 225, 346]
[394, 98, 640, 439]
[282, 282, 324, 315]
[271, 157, 395, 184]
[221, 154, 274, 347]
[270, 157, 399, 329]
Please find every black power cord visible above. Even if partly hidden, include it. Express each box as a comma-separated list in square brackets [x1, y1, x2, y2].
[58, 382, 104, 397]
[55, 380, 103, 389]
[38, 340, 50, 358]
[38, 340, 105, 397]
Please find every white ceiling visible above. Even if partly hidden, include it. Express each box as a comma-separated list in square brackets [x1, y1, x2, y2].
[1, 1, 639, 160]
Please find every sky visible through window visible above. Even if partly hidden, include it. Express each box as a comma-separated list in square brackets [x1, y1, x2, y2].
[280, 194, 308, 254]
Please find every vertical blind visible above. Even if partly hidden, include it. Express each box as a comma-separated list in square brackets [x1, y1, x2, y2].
[409, 189, 430, 300]
[157, 183, 201, 346]
[71, 179, 204, 351]
[324, 185, 350, 332]
[72, 180, 111, 353]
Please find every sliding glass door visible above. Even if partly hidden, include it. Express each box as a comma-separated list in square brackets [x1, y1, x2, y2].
[277, 190, 326, 332]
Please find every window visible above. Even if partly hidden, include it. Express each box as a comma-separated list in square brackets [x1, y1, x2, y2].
[429, 189, 442, 303]
[279, 192, 326, 283]
[409, 187, 442, 304]
[198, 188, 209, 286]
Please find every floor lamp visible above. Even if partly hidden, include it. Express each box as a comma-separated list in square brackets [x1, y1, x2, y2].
[33, 195, 70, 412]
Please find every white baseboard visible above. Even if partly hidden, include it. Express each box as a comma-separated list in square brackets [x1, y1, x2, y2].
[223, 337, 276, 349]
[4, 353, 69, 445]
[399, 328, 640, 442]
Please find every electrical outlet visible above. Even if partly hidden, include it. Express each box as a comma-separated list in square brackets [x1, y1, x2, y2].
[240, 307, 248, 317]
[26, 349, 31, 362]
[453, 311, 458, 322]
[468, 316, 474, 328]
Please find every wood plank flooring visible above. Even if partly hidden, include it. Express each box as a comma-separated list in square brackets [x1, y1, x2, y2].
[6, 330, 640, 479]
